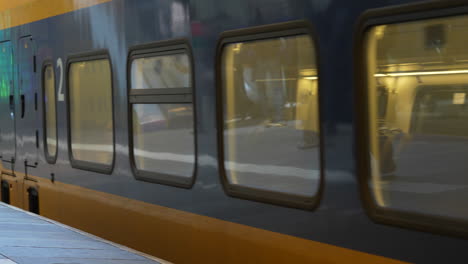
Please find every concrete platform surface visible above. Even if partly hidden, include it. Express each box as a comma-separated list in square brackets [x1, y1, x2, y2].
[0, 202, 169, 264]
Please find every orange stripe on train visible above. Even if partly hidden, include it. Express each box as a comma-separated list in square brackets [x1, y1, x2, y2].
[1, 174, 410, 264]
[0, 0, 112, 30]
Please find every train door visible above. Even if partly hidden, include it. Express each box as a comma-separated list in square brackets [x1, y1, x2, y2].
[17, 36, 38, 166]
[17, 36, 39, 211]
[0, 41, 18, 205]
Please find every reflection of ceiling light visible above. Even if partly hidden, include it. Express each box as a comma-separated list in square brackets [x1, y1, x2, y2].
[300, 69, 316, 76]
[254, 76, 318, 82]
[232, 43, 242, 53]
[255, 78, 296, 82]
[375, 69, 468, 77]
[374, 25, 386, 39]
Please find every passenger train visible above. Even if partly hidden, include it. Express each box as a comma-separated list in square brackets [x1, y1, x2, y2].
[1, 0, 468, 263]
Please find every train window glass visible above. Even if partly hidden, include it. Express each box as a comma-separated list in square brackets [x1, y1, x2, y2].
[43, 64, 57, 162]
[0, 41, 15, 164]
[131, 54, 190, 89]
[128, 42, 195, 187]
[220, 31, 321, 206]
[69, 58, 114, 169]
[131, 104, 194, 177]
[365, 15, 468, 220]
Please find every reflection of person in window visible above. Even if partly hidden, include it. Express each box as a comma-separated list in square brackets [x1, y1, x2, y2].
[237, 43, 263, 121]
[378, 130, 396, 177]
[373, 86, 396, 177]
[255, 39, 286, 126]
[296, 80, 318, 149]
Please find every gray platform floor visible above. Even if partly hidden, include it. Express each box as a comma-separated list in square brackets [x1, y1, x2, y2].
[0, 202, 168, 264]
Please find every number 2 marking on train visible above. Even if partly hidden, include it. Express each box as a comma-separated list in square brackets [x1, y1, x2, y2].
[57, 58, 64, 101]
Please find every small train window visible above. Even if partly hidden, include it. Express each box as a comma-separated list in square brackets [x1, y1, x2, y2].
[217, 22, 322, 209]
[43, 64, 57, 163]
[128, 40, 196, 188]
[0, 41, 15, 165]
[67, 53, 114, 173]
[359, 9, 468, 234]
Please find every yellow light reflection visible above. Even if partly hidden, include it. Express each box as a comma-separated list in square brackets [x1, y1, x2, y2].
[375, 69, 468, 77]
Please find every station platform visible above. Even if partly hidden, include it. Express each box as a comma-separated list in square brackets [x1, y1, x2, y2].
[0, 202, 168, 264]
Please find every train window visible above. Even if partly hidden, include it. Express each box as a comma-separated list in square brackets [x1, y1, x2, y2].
[131, 54, 190, 90]
[217, 23, 322, 209]
[68, 53, 114, 173]
[128, 40, 196, 188]
[0, 41, 15, 165]
[43, 64, 57, 163]
[360, 9, 468, 233]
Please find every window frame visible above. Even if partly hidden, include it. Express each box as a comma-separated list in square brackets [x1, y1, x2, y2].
[42, 61, 58, 164]
[66, 50, 115, 174]
[355, 1, 468, 238]
[127, 39, 197, 188]
[215, 21, 324, 210]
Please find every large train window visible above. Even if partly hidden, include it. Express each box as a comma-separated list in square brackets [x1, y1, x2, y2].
[217, 22, 322, 209]
[128, 40, 196, 188]
[43, 63, 57, 163]
[358, 5, 468, 235]
[67, 52, 114, 173]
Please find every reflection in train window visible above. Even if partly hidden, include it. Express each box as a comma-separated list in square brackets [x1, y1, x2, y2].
[43, 64, 57, 162]
[221, 34, 320, 201]
[69, 58, 114, 169]
[366, 16, 468, 220]
[131, 54, 190, 89]
[129, 43, 195, 187]
[132, 104, 194, 177]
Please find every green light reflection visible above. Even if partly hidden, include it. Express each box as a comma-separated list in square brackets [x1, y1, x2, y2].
[0, 41, 12, 99]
